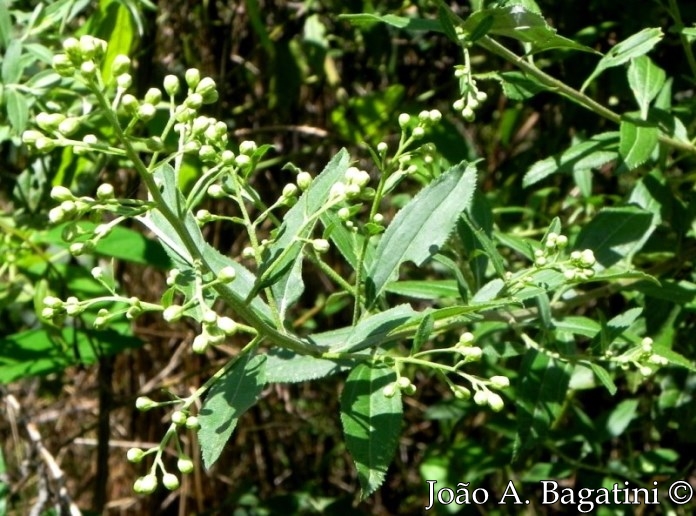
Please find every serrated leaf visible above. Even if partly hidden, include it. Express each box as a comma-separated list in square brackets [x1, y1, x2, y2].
[523, 132, 618, 187]
[574, 206, 654, 268]
[265, 347, 358, 383]
[340, 363, 402, 498]
[462, 6, 595, 53]
[619, 119, 658, 170]
[582, 27, 663, 92]
[366, 161, 477, 307]
[460, 214, 507, 279]
[496, 70, 550, 100]
[198, 354, 266, 469]
[413, 313, 434, 354]
[514, 349, 572, 457]
[254, 149, 350, 318]
[628, 56, 666, 119]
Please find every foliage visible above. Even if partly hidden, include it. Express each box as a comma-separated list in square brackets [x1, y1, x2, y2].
[3, 0, 696, 513]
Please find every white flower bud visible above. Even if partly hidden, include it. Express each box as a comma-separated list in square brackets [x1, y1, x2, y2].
[383, 383, 397, 398]
[50, 185, 74, 201]
[398, 113, 410, 128]
[163, 305, 184, 322]
[282, 183, 298, 198]
[218, 266, 236, 282]
[137, 103, 156, 121]
[177, 457, 194, 474]
[377, 141, 388, 153]
[473, 390, 488, 406]
[133, 474, 158, 494]
[412, 126, 425, 139]
[80, 60, 96, 76]
[312, 239, 330, 253]
[296, 171, 312, 190]
[171, 410, 187, 425]
[217, 316, 237, 335]
[487, 392, 504, 411]
[192, 334, 209, 353]
[126, 448, 145, 463]
[235, 154, 251, 167]
[162, 473, 180, 491]
[164, 74, 180, 96]
[489, 375, 510, 389]
[135, 396, 157, 411]
[116, 73, 132, 89]
[185, 68, 201, 89]
[144, 88, 162, 105]
[111, 54, 131, 75]
[185, 416, 200, 429]
[96, 183, 114, 199]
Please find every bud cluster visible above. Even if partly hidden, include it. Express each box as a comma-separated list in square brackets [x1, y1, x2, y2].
[451, 28, 487, 122]
[610, 337, 668, 377]
[383, 375, 417, 398]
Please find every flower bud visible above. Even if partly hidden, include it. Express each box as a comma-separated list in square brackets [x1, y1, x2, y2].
[239, 140, 257, 155]
[473, 390, 488, 406]
[396, 377, 411, 389]
[171, 410, 187, 425]
[282, 183, 298, 198]
[579, 249, 596, 268]
[43, 296, 63, 308]
[192, 334, 209, 354]
[207, 184, 224, 198]
[199, 144, 217, 162]
[398, 113, 410, 128]
[111, 54, 131, 75]
[487, 392, 504, 411]
[429, 109, 442, 122]
[135, 396, 157, 411]
[144, 88, 162, 105]
[62, 37, 81, 60]
[80, 60, 96, 77]
[312, 239, 330, 254]
[137, 103, 156, 121]
[459, 332, 474, 345]
[185, 416, 200, 430]
[50, 185, 74, 201]
[133, 474, 158, 494]
[235, 154, 251, 167]
[185, 93, 203, 109]
[116, 73, 132, 90]
[36, 112, 66, 132]
[163, 305, 184, 322]
[195, 77, 216, 96]
[217, 316, 238, 335]
[489, 375, 510, 389]
[177, 457, 194, 474]
[453, 385, 471, 400]
[162, 473, 180, 491]
[412, 126, 425, 139]
[475, 90, 488, 103]
[163, 75, 180, 96]
[22, 130, 44, 144]
[127, 448, 145, 463]
[121, 93, 138, 114]
[296, 171, 312, 190]
[337, 207, 350, 221]
[52, 54, 75, 76]
[96, 183, 114, 200]
[383, 383, 397, 398]
[221, 150, 236, 165]
[218, 266, 236, 282]
[185, 68, 201, 89]
[462, 106, 475, 121]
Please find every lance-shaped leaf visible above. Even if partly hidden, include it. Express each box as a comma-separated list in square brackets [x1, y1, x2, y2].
[523, 132, 618, 187]
[251, 149, 350, 319]
[340, 363, 402, 498]
[582, 27, 663, 92]
[198, 354, 267, 469]
[366, 161, 477, 308]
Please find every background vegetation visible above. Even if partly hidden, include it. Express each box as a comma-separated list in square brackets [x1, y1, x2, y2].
[2, 0, 696, 514]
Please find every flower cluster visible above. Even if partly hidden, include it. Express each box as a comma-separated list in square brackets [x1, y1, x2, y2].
[451, 27, 487, 122]
[608, 337, 668, 377]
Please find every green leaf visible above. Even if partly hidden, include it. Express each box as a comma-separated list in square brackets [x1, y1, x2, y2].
[413, 313, 434, 354]
[340, 363, 402, 498]
[523, 132, 618, 187]
[461, 6, 596, 54]
[627, 56, 666, 119]
[514, 348, 572, 457]
[332, 304, 417, 353]
[0, 0, 11, 50]
[338, 13, 443, 33]
[0, 327, 143, 384]
[582, 27, 663, 92]
[2, 39, 23, 84]
[603, 399, 638, 438]
[574, 206, 654, 268]
[652, 345, 696, 372]
[4, 87, 29, 134]
[584, 362, 617, 395]
[385, 280, 460, 300]
[496, 70, 550, 100]
[321, 210, 375, 274]
[619, 118, 659, 170]
[460, 214, 507, 279]
[254, 149, 350, 318]
[265, 347, 358, 383]
[366, 161, 477, 307]
[198, 354, 267, 469]
[99, 1, 136, 84]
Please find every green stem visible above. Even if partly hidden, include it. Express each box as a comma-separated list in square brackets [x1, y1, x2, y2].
[88, 79, 321, 357]
[666, 0, 696, 82]
[477, 36, 696, 156]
